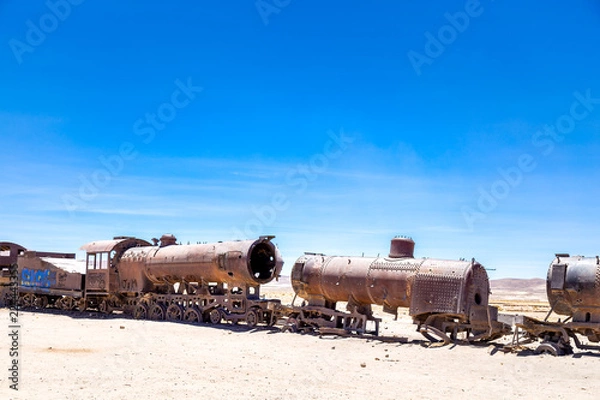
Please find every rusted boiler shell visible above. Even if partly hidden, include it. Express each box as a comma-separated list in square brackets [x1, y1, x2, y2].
[547, 254, 600, 323]
[118, 236, 283, 291]
[292, 238, 490, 318]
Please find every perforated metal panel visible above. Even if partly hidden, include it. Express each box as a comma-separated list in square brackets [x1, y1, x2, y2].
[409, 272, 463, 316]
[368, 260, 422, 272]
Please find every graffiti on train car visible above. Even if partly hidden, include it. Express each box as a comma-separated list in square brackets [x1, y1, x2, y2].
[20, 268, 56, 288]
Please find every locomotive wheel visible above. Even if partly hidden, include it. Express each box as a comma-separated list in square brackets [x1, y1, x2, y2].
[77, 298, 87, 312]
[283, 317, 299, 333]
[208, 309, 222, 324]
[22, 293, 36, 308]
[149, 304, 166, 321]
[166, 304, 184, 321]
[133, 303, 148, 320]
[246, 309, 259, 328]
[54, 298, 63, 309]
[35, 295, 48, 309]
[61, 297, 76, 311]
[183, 307, 201, 323]
[535, 341, 571, 356]
[99, 300, 113, 315]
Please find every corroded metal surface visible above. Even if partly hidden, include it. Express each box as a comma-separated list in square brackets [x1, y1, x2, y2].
[293, 238, 488, 319]
[498, 253, 600, 355]
[79, 238, 143, 253]
[410, 260, 490, 318]
[547, 254, 600, 324]
[18, 251, 85, 294]
[78, 234, 284, 325]
[0, 242, 26, 268]
[79, 237, 151, 296]
[293, 254, 421, 312]
[292, 237, 508, 341]
[117, 235, 283, 292]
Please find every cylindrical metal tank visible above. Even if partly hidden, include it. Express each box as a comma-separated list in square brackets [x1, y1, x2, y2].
[118, 235, 283, 291]
[547, 254, 600, 323]
[291, 237, 491, 318]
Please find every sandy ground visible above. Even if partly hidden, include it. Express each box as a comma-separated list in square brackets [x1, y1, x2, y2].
[1, 285, 599, 400]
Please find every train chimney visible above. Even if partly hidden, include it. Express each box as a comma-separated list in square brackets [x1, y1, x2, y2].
[388, 237, 415, 258]
[160, 234, 177, 247]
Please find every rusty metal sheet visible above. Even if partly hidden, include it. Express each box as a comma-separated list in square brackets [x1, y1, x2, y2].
[0, 242, 26, 267]
[292, 238, 487, 319]
[409, 270, 464, 316]
[80, 238, 132, 252]
[547, 255, 600, 323]
[18, 252, 84, 292]
[409, 259, 490, 318]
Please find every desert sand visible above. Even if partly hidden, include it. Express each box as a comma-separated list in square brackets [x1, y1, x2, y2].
[1, 280, 599, 400]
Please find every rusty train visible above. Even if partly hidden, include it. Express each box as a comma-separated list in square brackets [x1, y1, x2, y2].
[1, 235, 600, 355]
[1, 235, 283, 326]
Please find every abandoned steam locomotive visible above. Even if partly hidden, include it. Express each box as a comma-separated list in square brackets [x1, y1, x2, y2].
[1, 234, 284, 327]
[287, 237, 510, 342]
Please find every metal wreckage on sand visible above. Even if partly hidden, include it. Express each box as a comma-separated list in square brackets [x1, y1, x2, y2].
[2, 235, 600, 355]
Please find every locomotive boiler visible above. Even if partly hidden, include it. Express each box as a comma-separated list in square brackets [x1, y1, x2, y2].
[117, 234, 282, 291]
[80, 234, 284, 326]
[547, 254, 600, 324]
[289, 237, 510, 342]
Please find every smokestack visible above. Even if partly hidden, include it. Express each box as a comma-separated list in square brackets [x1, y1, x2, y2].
[389, 237, 415, 258]
[160, 234, 177, 247]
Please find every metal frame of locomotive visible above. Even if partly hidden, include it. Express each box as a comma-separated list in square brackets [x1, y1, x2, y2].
[502, 253, 600, 355]
[285, 237, 510, 343]
[79, 234, 284, 327]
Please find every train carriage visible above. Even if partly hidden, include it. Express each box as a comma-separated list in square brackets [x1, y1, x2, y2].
[17, 250, 85, 310]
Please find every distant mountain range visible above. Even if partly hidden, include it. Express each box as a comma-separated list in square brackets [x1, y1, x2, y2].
[490, 278, 546, 292]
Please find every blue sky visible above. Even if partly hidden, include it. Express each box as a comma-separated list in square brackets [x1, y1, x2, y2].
[1, 0, 599, 278]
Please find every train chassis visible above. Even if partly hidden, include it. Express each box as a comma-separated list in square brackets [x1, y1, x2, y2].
[504, 314, 600, 356]
[11, 283, 282, 329]
[281, 303, 381, 336]
[127, 289, 281, 327]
